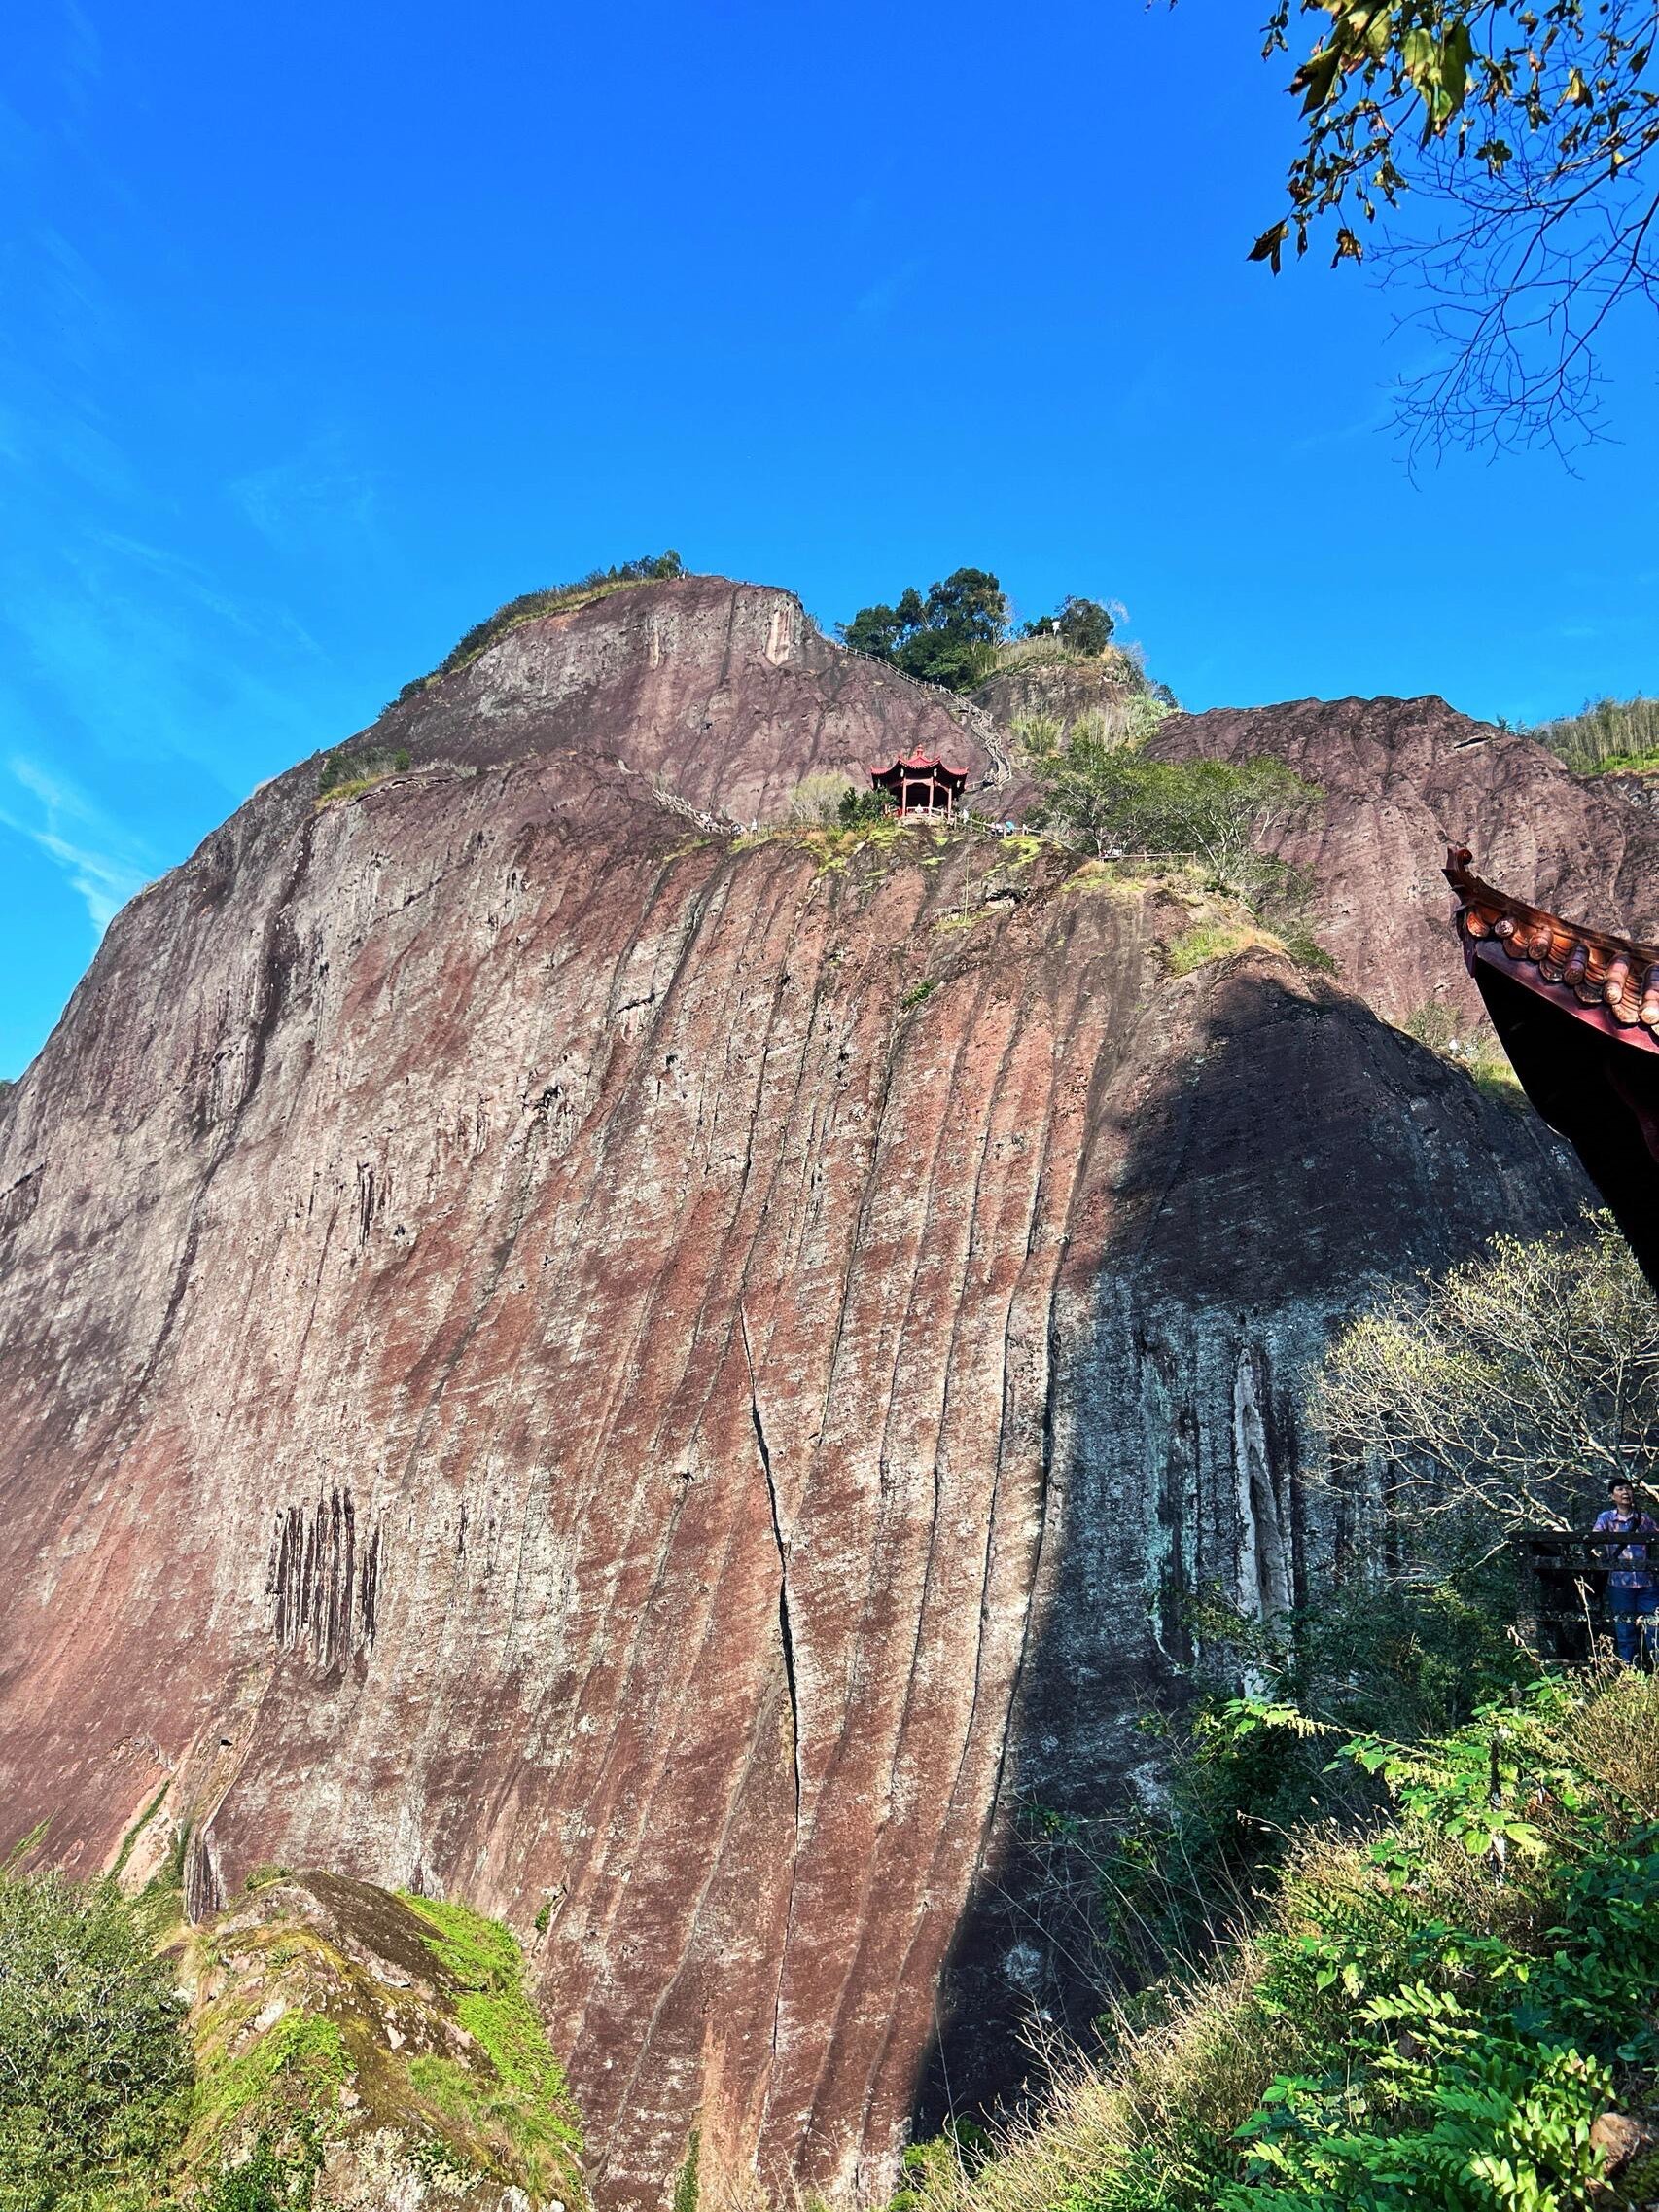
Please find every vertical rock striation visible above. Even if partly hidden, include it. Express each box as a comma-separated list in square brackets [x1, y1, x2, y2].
[0, 579, 1592, 2204]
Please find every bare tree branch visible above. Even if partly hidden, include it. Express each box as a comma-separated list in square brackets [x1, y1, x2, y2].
[1253, 0, 1659, 451]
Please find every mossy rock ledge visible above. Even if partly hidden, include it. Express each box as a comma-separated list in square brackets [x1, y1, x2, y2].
[174, 1870, 583, 2210]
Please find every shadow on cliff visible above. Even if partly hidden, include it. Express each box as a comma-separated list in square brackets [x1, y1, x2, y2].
[907, 957, 1588, 2142]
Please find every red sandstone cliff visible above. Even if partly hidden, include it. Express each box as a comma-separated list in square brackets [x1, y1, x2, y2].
[0, 578, 1614, 2206]
[1154, 693, 1659, 1021]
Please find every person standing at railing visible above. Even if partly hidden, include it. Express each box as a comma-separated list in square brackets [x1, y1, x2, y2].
[1592, 1479, 1659, 1663]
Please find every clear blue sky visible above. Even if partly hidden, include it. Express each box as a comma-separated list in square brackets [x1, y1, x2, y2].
[3, 0, 1655, 1077]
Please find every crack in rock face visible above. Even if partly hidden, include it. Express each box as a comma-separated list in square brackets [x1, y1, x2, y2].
[0, 577, 1614, 2207]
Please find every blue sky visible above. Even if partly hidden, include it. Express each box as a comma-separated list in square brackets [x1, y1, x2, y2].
[3, 0, 1656, 1077]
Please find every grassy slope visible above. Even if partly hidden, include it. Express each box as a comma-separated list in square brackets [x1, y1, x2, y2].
[918, 1669, 1659, 2212]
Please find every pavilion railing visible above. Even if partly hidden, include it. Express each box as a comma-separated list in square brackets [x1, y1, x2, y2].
[1513, 1529, 1658, 1661]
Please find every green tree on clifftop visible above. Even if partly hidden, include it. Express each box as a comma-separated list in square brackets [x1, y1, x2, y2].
[1023, 595, 1115, 657]
[838, 568, 1008, 692]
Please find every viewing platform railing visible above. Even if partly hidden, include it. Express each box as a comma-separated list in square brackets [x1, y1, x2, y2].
[1514, 1529, 1657, 1660]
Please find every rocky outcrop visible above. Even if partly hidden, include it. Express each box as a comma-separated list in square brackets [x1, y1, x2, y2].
[369, 574, 1013, 826]
[1153, 695, 1659, 1025]
[175, 1869, 583, 2208]
[0, 579, 1594, 2208]
[971, 653, 1144, 732]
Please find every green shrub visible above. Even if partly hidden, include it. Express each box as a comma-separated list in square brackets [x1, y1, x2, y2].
[240, 1866, 291, 1894]
[1005, 1561, 1532, 2026]
[191, 2122, 322, 2211]
[839, 784, 899, 827]
[786, 772, 861, 825]
[893, 2120, 996, 2212]
[927, 1670, 1659, 2212]
[316, 745, 411, 802]
[1024, 720, 1317, 889]
[0, 1869, 193, 2211]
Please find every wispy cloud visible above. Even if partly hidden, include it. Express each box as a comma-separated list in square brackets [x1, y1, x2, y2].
[1288, 396, 1394, 457]
[229, 437, 381, 560]
[0, 752, 154, 935]
[58, 1, 102, 95]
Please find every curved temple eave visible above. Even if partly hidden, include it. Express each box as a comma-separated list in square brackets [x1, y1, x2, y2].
[1444, 845, 1659, 1291]
[1445, 844, 1659, 1047]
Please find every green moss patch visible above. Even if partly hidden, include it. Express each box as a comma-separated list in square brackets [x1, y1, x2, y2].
[174, 1873, 584, 2209]
[401, 1894, 582, 2188]
[191, 2005, 347, 2152]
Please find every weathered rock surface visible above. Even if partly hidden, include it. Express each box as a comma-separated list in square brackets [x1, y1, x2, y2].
[970, 653, 1144, 733]
[1153, 695, 1659, 1024]
[371, 574, 1014, 823]
[0, 579, 1597, 2207]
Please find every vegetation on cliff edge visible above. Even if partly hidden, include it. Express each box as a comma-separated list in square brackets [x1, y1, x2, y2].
[1529, 696, 1659, 778]
[1018, 711, 1330, 969]
[0, 1863, 192, 2212]
[838, 571, 1174, 701]
[315, 745, 411, 804]
[908, 1213, 1659, 2212]
[392, 550, 686, 706]
[839, 568, 1013, 694]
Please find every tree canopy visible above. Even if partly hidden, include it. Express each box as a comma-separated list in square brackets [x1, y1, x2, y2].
[1253, 0, 1659, 451]
[0, 1868, 192, 2209]
[1023, 714, 1316, 876]
[838, 568, 1009, 693]
[1022, 595, 1116, 657]
[1316, 1211, 1659, 1533]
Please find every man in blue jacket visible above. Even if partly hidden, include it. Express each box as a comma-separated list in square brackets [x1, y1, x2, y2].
[1592, 1478, 1659, 1663]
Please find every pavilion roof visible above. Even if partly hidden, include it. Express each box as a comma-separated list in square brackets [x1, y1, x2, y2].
[1445, 846, 1659, 1290]
[866, 751, 969, 782]
[1445, 846, 1659, 1042]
